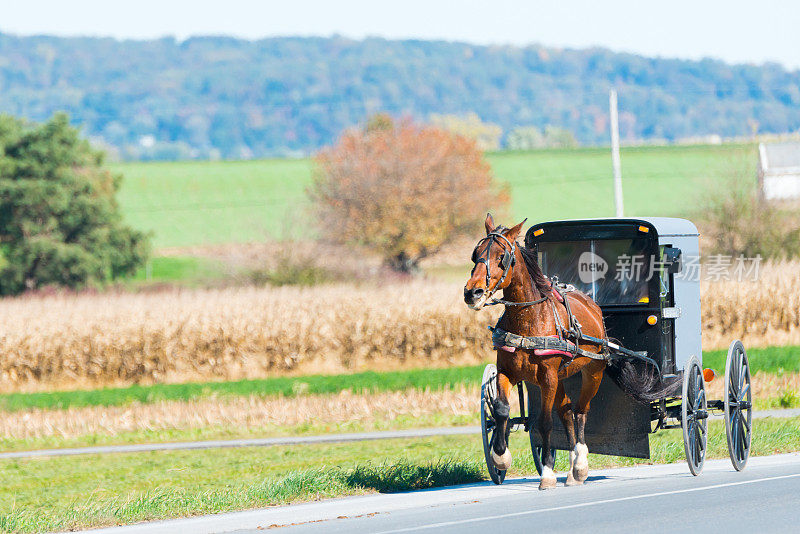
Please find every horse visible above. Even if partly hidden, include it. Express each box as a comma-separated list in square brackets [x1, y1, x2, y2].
[463, 214, 665, 489]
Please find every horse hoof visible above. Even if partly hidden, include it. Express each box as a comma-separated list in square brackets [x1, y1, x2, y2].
[573, 443, 589, 482]
[491, 449, 512, 470]
[539, 466, 557, 490]
[565, 472, 583, 486]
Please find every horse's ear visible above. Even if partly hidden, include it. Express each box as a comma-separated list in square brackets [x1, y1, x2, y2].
[484, 213, 495, 234]
[505, 218, 527, 241]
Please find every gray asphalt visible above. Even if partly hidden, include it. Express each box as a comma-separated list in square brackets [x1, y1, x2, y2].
[5, 408, 799, 459]
[0, 426, 480, 460]
[83, 453, 800, 534]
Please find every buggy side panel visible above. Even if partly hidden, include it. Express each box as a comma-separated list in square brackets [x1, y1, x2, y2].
[527, 375, 651, 458]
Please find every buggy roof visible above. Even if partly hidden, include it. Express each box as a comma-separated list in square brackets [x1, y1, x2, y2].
[531, 217, 698, 238]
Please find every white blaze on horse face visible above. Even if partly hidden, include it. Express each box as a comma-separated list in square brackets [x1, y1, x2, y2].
[466, 264, 495, 309]
[468, 291, 490, 310]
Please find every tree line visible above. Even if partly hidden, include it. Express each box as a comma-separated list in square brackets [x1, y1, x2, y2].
[1, 33, 798, 160]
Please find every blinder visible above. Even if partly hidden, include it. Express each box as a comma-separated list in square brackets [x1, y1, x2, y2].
[471, 245, 514, 268]
[500, 248, 515, 270]
[470, 231, 517, 295]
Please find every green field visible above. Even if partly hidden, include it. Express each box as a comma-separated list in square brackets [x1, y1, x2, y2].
[2, 344, 795, 414]
[113, 144, 756, 249]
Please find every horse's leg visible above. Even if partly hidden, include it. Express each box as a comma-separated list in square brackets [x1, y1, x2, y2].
[537, 366, 559, 490]
[490, 371, 514, 470]
[553, 382, 580, 486]
[573, 361, 605, 483]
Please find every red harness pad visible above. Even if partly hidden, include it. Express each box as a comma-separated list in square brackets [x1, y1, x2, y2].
[535, 348, 573, 357]
[494, 334, 572, 357]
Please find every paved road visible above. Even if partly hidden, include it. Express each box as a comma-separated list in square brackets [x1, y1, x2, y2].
[6, 408, 800, 460]
[83, 453, 800, 534]
[0, 427, 480, 460]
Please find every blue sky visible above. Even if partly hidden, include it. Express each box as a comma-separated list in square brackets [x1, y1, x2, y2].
[3, 0, 799, 69]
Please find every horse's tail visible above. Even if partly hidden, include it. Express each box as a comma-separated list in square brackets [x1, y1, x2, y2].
[605, 357, 681, 403]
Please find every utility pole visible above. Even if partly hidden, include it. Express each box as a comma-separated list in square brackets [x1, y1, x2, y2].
[609, 89, 624, 217]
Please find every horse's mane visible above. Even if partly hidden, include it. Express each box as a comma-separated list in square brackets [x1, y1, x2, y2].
[518, 243, 552, 296]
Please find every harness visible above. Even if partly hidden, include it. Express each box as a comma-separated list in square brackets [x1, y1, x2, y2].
[491, 284, 657, 370]
[490, 325, 607, 361]
[470, 233, 658, 370]
[491, 278, 607, 367]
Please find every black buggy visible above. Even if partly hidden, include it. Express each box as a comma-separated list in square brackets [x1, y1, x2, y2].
[480, 217, 752, 482]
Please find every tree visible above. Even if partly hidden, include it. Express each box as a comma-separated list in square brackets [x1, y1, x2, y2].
[310, 116, 508, 272]
[0, 113, 150, 295]
[506, 126, 545, 150]
[543, 125, 578, 148]
[429, 113, 503, 151]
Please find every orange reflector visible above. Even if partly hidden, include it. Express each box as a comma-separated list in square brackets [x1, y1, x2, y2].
[703, 368, 717, 382]
[647, 315, 657, 325]
[638, 296, 649, 304]
[638, 225, 650, 233]
[533, 229, 544, 236]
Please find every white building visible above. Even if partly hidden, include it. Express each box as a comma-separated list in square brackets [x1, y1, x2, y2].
[759, 142, 800, 200]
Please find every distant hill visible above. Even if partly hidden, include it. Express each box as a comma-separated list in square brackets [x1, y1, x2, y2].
[1, 33, 798, 159]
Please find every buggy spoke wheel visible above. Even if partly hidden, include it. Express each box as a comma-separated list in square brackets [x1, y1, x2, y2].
[480, 364, 506, 484]
[682, 355, 707, 476]
[725, 340, 752, 471]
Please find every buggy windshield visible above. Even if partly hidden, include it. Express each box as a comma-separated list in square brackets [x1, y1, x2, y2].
[537, 238, 651, 305]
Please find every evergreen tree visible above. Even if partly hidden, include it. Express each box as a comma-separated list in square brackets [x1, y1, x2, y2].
[0, 113, 149, 295]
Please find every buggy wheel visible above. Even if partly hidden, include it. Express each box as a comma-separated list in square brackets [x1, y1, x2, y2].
[480, 364, 506, 485]
[725, 340, 752, 471]
[681, 355, 708, 476]
[525, 385, 557, 476]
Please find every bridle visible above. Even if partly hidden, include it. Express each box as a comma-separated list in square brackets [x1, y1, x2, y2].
[470, 231, 549, 307]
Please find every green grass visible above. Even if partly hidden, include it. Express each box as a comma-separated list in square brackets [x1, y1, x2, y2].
[112, 158, 313, 248]
[113, 144, 756, 249]
[127, 255, 228, 285]
[0, 365, 485, 413]
[1, 416, 798, 533]
[493, 144, 755, 226]
[702, 344, 800, 376]
[2, 344, 797, 414]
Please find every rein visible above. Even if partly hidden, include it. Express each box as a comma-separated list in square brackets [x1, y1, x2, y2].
[485, 294, 549, 307]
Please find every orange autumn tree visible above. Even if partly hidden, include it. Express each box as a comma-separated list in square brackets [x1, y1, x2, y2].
[310, 115, 508, 272]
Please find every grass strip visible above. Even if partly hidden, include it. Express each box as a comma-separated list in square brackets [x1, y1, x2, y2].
[0, 456, 482, 533]
[0, 365, 485, 412]
[702, 344, 800, 375]
[2, 345, 798, 413]
[1, 416, 798, 533]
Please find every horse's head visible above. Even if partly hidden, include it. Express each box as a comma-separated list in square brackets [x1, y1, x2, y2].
[464, 213, 526, 310]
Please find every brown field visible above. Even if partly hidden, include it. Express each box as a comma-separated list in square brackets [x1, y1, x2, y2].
[1, 261, 799, 393]
[0, 386, 475, 441]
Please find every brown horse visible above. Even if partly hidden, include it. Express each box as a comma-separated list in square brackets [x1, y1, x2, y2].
[464, 214, 609, 489]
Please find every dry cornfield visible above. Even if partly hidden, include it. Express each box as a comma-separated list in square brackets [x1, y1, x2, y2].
[1, 261, 799, 393]
[0, 386, 477, 440]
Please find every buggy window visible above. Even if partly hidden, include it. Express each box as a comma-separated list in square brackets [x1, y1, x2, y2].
[537, 239, 651, 305]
